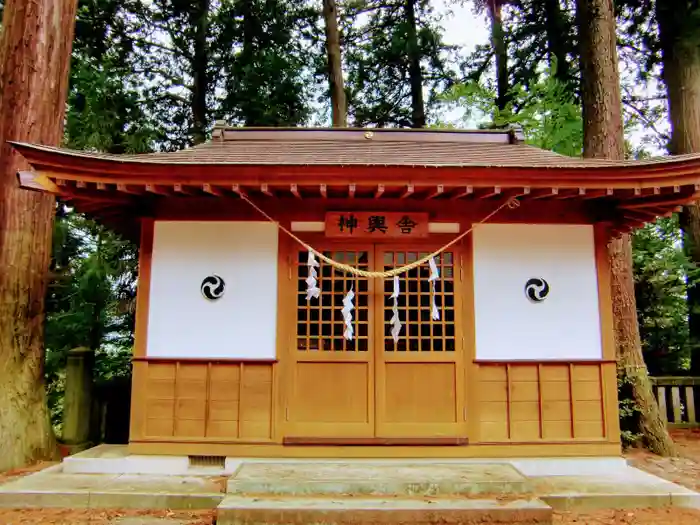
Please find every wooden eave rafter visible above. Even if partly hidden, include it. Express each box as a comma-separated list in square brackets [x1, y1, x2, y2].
[12, 141, 700, 239]
[11, 140, 700, 185]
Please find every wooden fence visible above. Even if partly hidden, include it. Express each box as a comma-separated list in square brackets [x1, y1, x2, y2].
[650, 377, 700, 428]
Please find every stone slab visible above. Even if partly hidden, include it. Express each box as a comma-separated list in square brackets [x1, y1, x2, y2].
[532, 469, 697, 511]
[510, 457, 629, 477]
[216, 495, 553, 525]
[227, 462, 527, 496]
[0, 470, 223, 510]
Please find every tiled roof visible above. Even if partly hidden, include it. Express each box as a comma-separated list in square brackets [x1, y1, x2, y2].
[14, 127, 700, 169]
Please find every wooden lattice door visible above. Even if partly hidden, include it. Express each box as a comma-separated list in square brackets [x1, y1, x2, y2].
[374, 247, 467, 438]
[285, 247, 376, 438]
[285, 244, 465, 440]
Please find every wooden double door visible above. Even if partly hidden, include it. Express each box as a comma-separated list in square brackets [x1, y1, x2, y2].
[285, 243, 467, 441]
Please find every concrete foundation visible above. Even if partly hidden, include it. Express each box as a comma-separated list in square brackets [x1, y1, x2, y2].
[1, 448, 699, 523]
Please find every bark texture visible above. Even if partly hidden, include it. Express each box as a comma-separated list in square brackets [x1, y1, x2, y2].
[490, 0, 509, 111]
[405, 0, 425, 128]
[322, 0, 347, 127]
[576, 0, 676, 456]
[0, 0, 78, 470]
[657, 2, 700, 374]
[191, 0, 209, 145]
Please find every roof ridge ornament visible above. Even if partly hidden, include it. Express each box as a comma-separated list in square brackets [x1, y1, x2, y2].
[508, 124, 525, 144]
[212, 120, 229, 141]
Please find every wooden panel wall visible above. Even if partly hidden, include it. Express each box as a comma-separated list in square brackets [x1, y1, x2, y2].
[131, 360, 274, 441]
[477, 362, 614, 442]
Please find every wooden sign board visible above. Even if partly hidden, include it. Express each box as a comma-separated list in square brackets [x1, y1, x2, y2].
[325, 212, 429, 238]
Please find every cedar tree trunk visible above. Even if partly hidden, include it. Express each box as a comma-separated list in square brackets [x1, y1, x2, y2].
[543, 0, 570, 85]
[490, 0, 509, 111]
[0, 0, 79, 470]
[576, 0, 676, 456]
[322, 0, 347, 127]
[191, 0, 209, 145]
[405, 0, 425, 128]
[657, 2, 700, 374]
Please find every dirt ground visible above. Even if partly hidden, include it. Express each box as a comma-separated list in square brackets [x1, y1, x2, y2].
[2, 432, 700, 524]
[0, 509, 215, 524]
[554, 429, 700, 525]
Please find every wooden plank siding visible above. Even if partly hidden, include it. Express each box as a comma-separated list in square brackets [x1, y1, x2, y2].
[476, 362, 614, 443]
[130, 360, 274, 442]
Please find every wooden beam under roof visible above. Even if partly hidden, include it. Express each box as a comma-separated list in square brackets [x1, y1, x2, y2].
[425, 185, 444, 199]
[17, 171, 59, 193]
[349, 184, 356, 198]
[203, 183, 224, 196]
[529, 188, 558, 200]
[619, 193, 700, 210]
[232, 184, 247, 199]
[450, 186, 473, 200]
[502, 187, 530, 200]
[116, 183, 144, 195]
[400, 184, 414, 199]
[290, 184, 301, 199]
[478, 186, 501, 199]
[581, 188, 614, 199]
[260, 183, 274, 197]
[146, 184, 170, 196]
[374, 184, 385, 198]
[319, 184, 327, 198]
[173, 183, 196, 195]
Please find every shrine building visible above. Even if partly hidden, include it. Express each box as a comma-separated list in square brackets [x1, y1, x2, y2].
[13, 125, 700, 459]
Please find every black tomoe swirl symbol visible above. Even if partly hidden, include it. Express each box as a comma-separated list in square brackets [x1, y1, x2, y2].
[525, 277, 550, 303]
[201, 275, 225, 300]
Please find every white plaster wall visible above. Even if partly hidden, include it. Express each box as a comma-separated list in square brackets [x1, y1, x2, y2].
[146, 221, 278, 359]
[472, 223, 602, 360]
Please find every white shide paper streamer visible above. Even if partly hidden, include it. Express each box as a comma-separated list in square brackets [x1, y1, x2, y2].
[390, 275, 402, 343]
[342, 287, 355, 340]
[305, 251, 320, 301]
[428, 257, 440, 321]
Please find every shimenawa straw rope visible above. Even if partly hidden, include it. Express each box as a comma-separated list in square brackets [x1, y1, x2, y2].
[240, 194, 520, 278]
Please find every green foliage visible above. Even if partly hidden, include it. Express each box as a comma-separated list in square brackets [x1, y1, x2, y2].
[632, 216, 696, 375]
[442, 67, 583, 156]
[617, 369, 643, 448]
[67, 0, 161, 152]
[217, 0, 317, 126]
[45, 209, 137, 430]
[344, 0, 454, 126]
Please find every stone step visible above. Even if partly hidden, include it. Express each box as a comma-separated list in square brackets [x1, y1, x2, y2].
[227, 462, 529, 497]
[0, 470, 223, 510]
[216, 495, 553, 525]
[531, 471, 700, 511]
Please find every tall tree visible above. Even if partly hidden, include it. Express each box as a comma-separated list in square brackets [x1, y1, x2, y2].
[576, 0, 675, 456]
[465, 0, 577, 120]
[490, 0, 509, 110]
[322, 0, 347, 127]
[473, 0, 510, 111]
[345, 0, 451, 127]
[405, 0, 426, 127]
[191, 0, 210, 145]
[656, 1, 700, 374]
[0, 0, 79, 469]
[219, 0, 315, 126]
